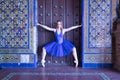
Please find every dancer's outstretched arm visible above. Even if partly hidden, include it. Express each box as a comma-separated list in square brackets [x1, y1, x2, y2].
[37, 23, 56, 32]
[64, 25, 82, 33]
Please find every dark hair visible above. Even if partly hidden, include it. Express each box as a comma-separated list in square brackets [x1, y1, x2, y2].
[57, 20, 62, 24]
[55, 20, 62, 26]
[57, 20, 61, 22]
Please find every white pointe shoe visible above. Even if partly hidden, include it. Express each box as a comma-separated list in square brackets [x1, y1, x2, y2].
[41, 60, 45, 67]
[74, 60, 78, 67]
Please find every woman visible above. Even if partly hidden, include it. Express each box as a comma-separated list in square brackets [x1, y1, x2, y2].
[37, 20, 81, 67]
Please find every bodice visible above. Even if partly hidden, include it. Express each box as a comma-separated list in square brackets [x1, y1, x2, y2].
[55, 31, 63, 44]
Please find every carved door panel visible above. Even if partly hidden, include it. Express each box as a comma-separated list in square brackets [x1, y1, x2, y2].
[38, 0, 82, 66]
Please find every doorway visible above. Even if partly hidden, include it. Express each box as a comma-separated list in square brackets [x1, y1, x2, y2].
[37, 0, 82, 66]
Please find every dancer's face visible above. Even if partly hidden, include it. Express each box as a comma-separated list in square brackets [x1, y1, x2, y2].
[56, 21, 62, 29]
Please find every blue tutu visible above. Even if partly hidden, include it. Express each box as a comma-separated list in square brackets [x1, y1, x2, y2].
[44, 31, 75, 57]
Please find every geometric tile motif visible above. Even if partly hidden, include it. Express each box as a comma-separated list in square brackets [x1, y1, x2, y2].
[0, 0, 29, 48]
[88, 0, 112, 48]
[2, 72, 110, 80]
[84, 54, 112, 63]
[0, 54, 34, 63]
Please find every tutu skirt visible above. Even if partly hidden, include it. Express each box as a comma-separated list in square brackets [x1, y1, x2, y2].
[44, 40, 74, 57]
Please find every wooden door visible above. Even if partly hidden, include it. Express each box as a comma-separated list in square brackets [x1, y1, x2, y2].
[37, 0, 82, 66]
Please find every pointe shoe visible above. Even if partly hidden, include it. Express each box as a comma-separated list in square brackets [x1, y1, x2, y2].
[41, 60, 45, 67]
[74, 60, 78, 67]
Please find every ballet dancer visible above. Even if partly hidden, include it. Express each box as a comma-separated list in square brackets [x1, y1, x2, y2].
[37, 20, 82, 67]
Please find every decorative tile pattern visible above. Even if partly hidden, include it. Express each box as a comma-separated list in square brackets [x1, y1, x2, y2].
[88, 0, 111, 48]
[0, 27, 37, 53]
[2, 72, 110, 80]
[82, 0, 117, 67]
[0, 54, 34, 63]
[84, 54, 112, 63]
[0, 0, 29, 49]
[0, 0, 37, 53]
[0, 0, 37, 67]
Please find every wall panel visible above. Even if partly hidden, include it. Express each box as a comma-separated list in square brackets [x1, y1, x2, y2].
[0, 0, 38, 68]
[82, 0, 117, 68]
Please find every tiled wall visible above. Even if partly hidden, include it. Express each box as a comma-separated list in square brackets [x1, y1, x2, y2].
[82, 0, 117, 68]
[0, 0, 38, 68]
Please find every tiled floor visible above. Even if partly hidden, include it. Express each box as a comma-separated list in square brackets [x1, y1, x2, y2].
[0, 65, 120, 80]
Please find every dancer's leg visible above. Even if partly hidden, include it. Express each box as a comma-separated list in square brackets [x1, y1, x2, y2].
[72, 47, 78, 67]
[41, 47, 47, 67]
